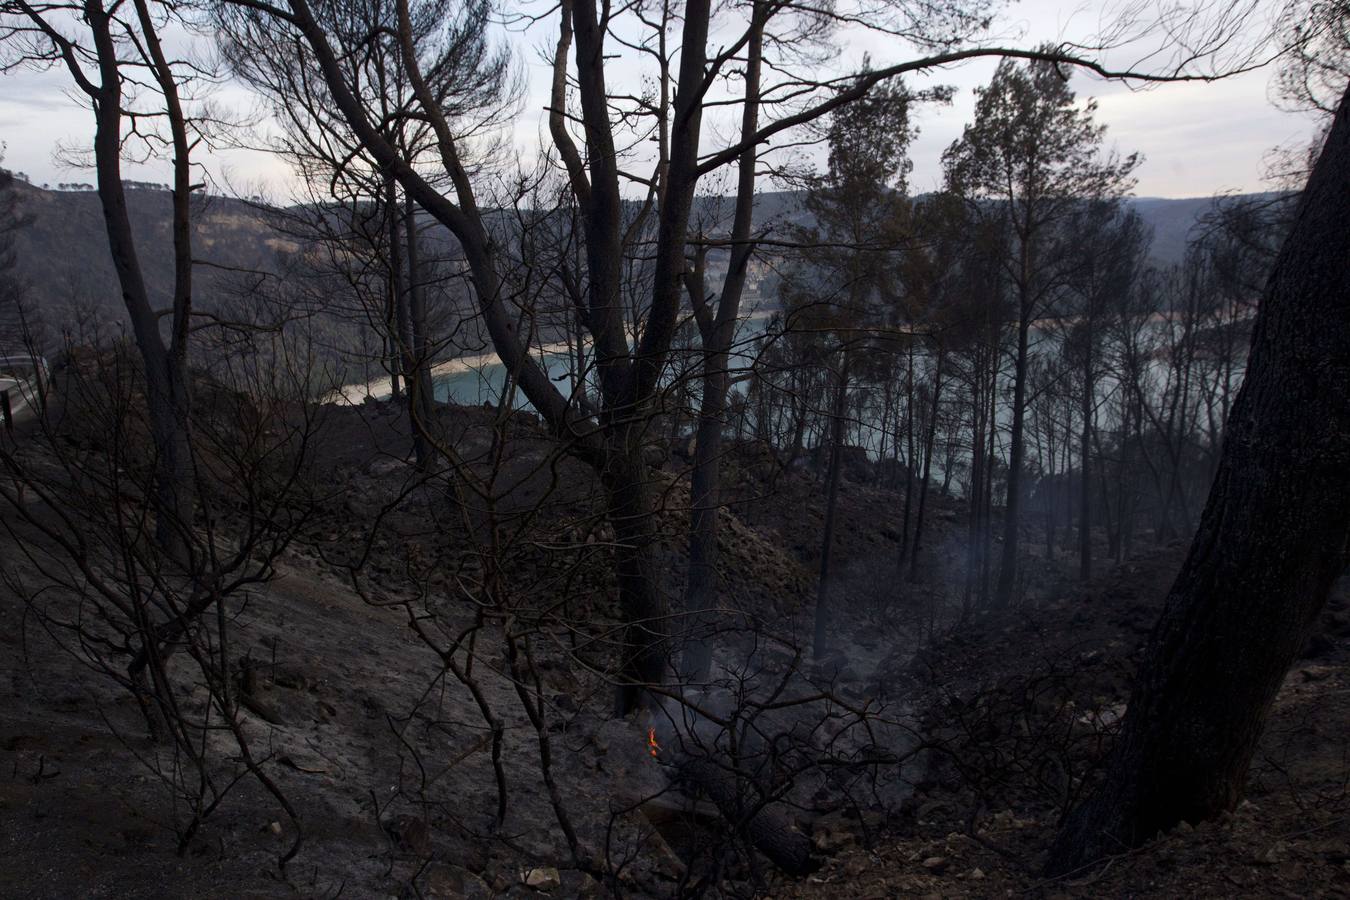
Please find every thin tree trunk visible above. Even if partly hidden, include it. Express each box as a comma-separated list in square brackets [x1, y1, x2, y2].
[1080, 348, 1094, 581]
[785, 386, 807, 471]
[908, 345, 944, 580]
[996, 310, 1030, 606]
[1043, 400, 1056, 561]
[980, 342, 998, 606]
[385, 173, 415, 418]
[92, 0, 194, 562]
[404, 195, 435, 470]
[812, 361, 849, 660]
[899, 343, 916, 556]
[963, 366, 986, 614]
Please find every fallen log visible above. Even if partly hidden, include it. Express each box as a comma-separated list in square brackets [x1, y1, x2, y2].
[669, 751, 818, 876]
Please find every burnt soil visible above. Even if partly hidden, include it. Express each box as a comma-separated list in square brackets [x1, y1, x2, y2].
[2, 399, 1347, 898]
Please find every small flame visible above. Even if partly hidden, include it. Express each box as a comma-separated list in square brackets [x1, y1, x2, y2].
[647, 726, 661, 758]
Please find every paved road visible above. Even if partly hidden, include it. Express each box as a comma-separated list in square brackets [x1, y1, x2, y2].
[0, 376, 42, 428]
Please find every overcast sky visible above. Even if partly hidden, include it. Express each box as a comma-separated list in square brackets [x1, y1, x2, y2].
[0, 0, 1320, 200]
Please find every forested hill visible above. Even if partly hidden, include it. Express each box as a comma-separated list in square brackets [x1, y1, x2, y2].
[3, 181, 1267, 335]
[5, 181, 291, 336]
[742, 190, 1267, 267]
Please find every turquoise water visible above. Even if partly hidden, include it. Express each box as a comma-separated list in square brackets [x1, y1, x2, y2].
[429, 311, 777, 411]
[432, 350, 578, 408]
[375, 313, 1235, 496]
[424, 311, 925, 463]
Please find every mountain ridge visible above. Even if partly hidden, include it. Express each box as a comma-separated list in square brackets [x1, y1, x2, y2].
[2, 181, 1274, 337]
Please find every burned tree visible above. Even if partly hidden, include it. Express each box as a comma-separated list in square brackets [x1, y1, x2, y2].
[943, 56, 1139, 607]
[1046, 82, 1350, 876]
[1, 0, 204, 560]
[781, 79, 915, 660]
[213, 0, 1272, 721]
[1059, 202, 1150, 581]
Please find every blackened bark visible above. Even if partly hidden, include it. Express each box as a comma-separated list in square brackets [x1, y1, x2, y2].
[785, 386, 807, 470]
[607, 436, 668, 716]
[963, 342, 992, 613]
[1080, 345, 1094, 581]
[1046, 85, 1350, 876]
[980, 370, 998, 605]
[908, 346, 944, 579]
[995, 309, 1030, 605]
[96, 0, 195, 562]
[385, 174, 414, 417]
[1043, 414, 1057, 560]
[678, 4, 764, 683]
[602, 0, 710, 713]
[403, 194, 434, 470]
[899, 345, 916, 559]
[680, 361, 727, 682]
[812, 362, 849, 660]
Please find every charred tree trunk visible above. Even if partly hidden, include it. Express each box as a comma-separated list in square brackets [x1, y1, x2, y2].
[812, 360, 849, 660]
[91, 0, 194, 564]
[980, 347, 998, 606]
[1043, 409, 1057, 561]
[908, 345, 944, 580]
[675, 753, 817, 875]
[1046, 87, 1350, 876]
[608, 434, 669, 716]
[784, 371, 808, 471]
[403, 194, 435, 470]
[899, 343, 916, 556]
[678, 4, 764, 683]
[385, 173, 415, 416]
[963, 366, 987, 614]
[682, 351, 728, 681]
[995, 310, 1030, 606]
[1079, 346, 1094, 581]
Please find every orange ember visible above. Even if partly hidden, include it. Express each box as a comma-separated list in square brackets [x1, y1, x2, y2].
[647, 727, 661, 758]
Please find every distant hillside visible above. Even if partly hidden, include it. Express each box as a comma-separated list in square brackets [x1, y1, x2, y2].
[1, 182, 1263, 338]
[5, 182, 291, 338]
[746, 189, 1246, 266]
[1127, 196, 1220, 265]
